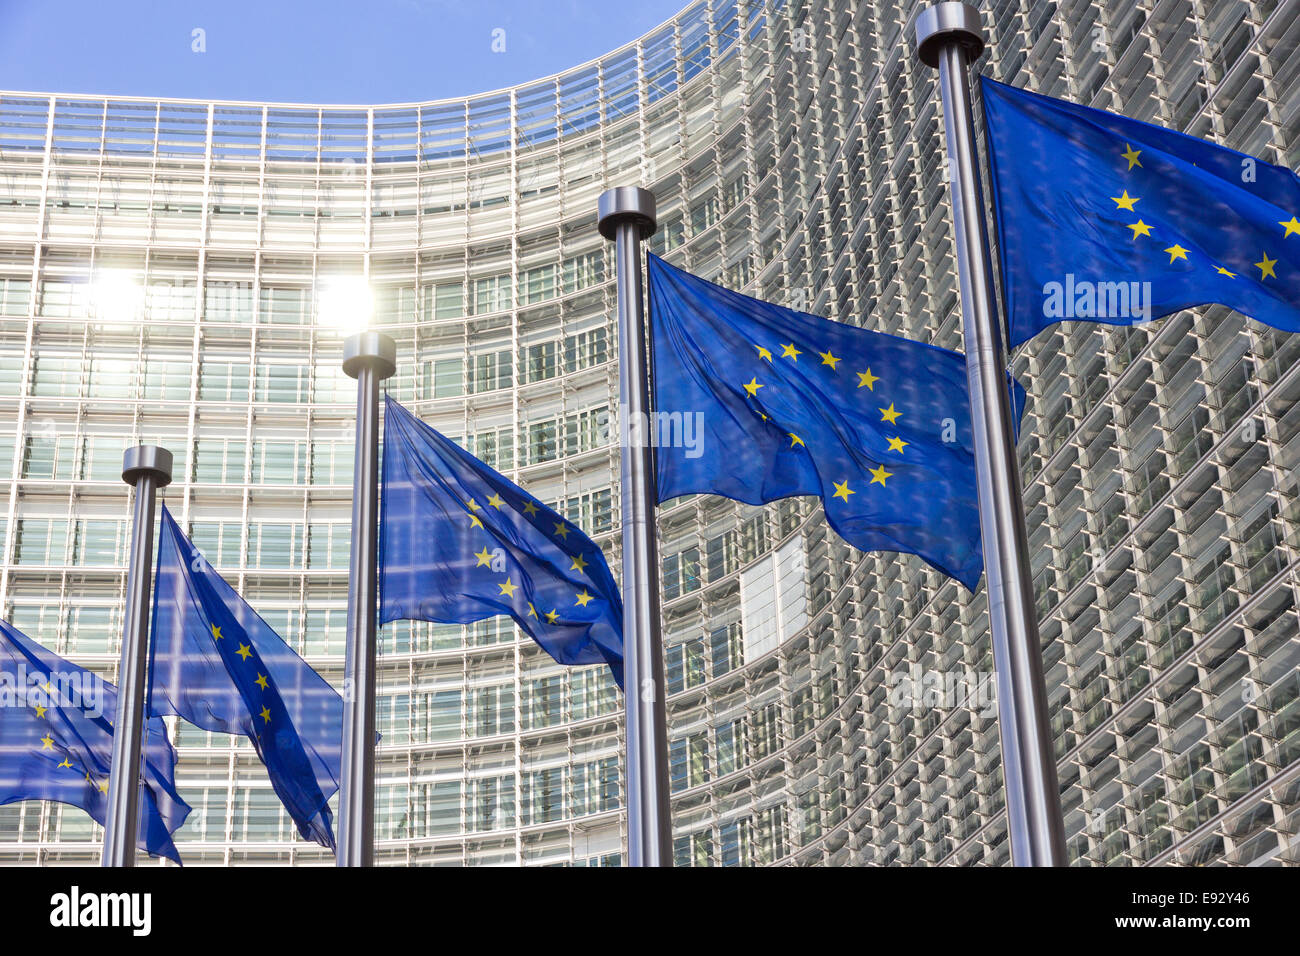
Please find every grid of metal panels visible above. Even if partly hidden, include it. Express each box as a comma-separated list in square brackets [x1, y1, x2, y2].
[0, 0, 1297, 865]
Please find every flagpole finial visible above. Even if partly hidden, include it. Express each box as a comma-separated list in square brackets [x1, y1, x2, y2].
[915, 2, 984, 68]
[342, 332, 397, 381]
[597, 186, 657, 241]
[121, 445, 173, 489]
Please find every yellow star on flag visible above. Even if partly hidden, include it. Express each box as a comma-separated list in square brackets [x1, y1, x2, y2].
[545, 609, 560, 624]
[1165, 244, 1189, 263]
[553, 522, 570, 539]
[466, 498, 482, 512]
[819, 349, 840, 369]
[475, 547, 494, 568]
[1214, 266, 1236, 278]
[236, 643, 253, 661]
[832, 480, 854, 501]
[1121, 144, 1142, 169]
[211, 624, 223, 640]
[887, 436, 908, 453]
[575, 590, 594, 608]
[1255, 253, 1278, 279]
[255, 673, 269, 691]
[33, 703, 46, 719]
[780, 343, 800, 360]
[570, 553, 588, 573]
[498, 577, 518, 598]
[755, 345, 772, 361]
[487, 493, 505, 509]
[1111, 190, 1139, 211]
[788, 433, 804, 448]
[879, 403, 901, 425]
[1280, 216, 1300, 238]
[522, 500, 539, 516]
[527, 603, 538, 618]
[869, 465, 892, 486]
[1128, 220, 1152, 239]
[743, 377, 763, 397]
[40, 734, 54, 750]
[856, 368, 879, 390]
[99, 780, 108, 794]
[467, 512, 484, 529]
[58, 758, 73, 769]
[259, 706, 272, 724]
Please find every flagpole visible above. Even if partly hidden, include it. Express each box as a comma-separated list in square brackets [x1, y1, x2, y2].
[337, 331, 396, 867]
[102, 444, 172, 867]
[598, 186, 673, 867]
[915, 2, 1068, 866]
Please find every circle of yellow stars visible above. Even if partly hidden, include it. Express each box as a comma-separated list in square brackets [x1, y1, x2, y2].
[208, 622, 275, 730]
[1114, 142, 1292, 283]
[27, 678, 109, 795]
[463, 489, 604, 630]
[744, 339, 908, 504]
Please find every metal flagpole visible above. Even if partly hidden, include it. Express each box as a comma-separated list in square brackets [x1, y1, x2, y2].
[102, 445, 173, 867]
[337, 331, 396, 867]
[915, 2, 1068, 866]
[598, 186, 673, 867]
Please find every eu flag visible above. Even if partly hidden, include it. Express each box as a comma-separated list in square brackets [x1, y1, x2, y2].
[149, 506, 343, 849]
[379, 397, 624, 687]
[982, 77, 1300, 347]
[649, 254, 1026, 591]
[0, 619, 190, 863]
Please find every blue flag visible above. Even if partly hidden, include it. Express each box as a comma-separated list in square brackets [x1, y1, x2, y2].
[649, 254, 1026, 591]
[0, 619, 190, 863]
[982, 76, 1300, 347]
[149, 506, 343, 849]
[379, 397, 624, 687]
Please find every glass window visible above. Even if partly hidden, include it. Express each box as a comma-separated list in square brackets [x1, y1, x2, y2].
[22, 435, 75, 480]
[524, 341, 557, 382]
[254, 364, 308, 403]
[15, 518, 66, 565]
[425, 690, 462, 742]
[430, 357, 463, 398]
[87, 357, 134, 399]
[204, 280, 254, 323]
[521, 263, 556, 304]
[251, 439, 307, 485]
[143, 358, 192, 400]
[526, 420, 557, 464]
[79, 436, 124, 482]
[0, 352, 24, 396]
[198, 360, 250, 402]
[72, 519, 122, 566]
[469, 349, 512, 392]
[259, 286, 309, 325]
[32, 356, 82, 397]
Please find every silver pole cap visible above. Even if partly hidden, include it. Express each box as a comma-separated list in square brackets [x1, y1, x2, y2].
[343, 332, 397, 380]
[597, 186, 657, 241]
[122, 445, 173, 488]
[915, 2, 985, 68]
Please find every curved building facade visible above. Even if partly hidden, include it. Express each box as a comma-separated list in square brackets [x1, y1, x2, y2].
[1, 0, 1299, 865]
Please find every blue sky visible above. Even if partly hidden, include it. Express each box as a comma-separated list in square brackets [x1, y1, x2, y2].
[0, 0, 691, 103]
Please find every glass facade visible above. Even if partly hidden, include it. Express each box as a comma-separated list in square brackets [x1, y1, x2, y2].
[1, 0, 1298, 865]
